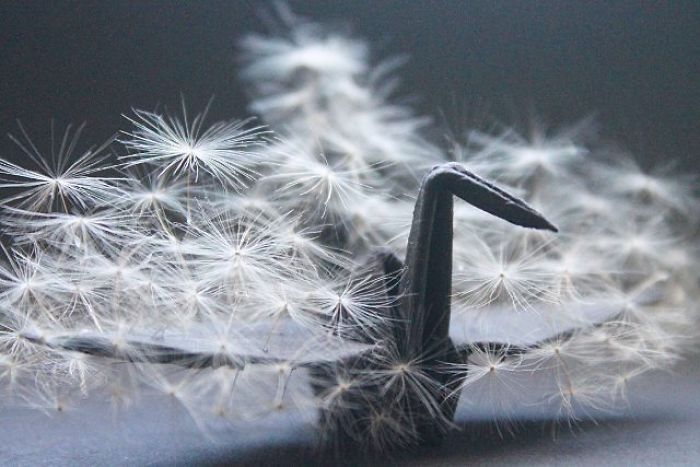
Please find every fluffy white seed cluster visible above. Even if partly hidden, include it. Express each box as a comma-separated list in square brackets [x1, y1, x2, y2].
[0, 10, 698, 448]
[446, 122, 699, 422]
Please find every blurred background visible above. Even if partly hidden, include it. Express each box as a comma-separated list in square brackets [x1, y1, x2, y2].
[0, 0, 698, 168]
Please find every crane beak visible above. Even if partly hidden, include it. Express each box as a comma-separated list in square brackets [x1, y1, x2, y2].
[436, 162, 558, 232]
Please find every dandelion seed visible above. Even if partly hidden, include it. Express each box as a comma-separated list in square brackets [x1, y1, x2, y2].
[265, 148, 374, 218]
[453, 233, 559, 310]
[121, 107, 269, 189]
[0, 122, 120, 212]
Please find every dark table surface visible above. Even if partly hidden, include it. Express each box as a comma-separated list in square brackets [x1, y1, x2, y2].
[2, 356, 699, 466]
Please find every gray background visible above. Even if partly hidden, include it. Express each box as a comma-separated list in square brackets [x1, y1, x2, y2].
[0, 0, 698, 167]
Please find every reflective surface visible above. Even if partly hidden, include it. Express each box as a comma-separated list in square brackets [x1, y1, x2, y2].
[2, 358, 699, 466]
